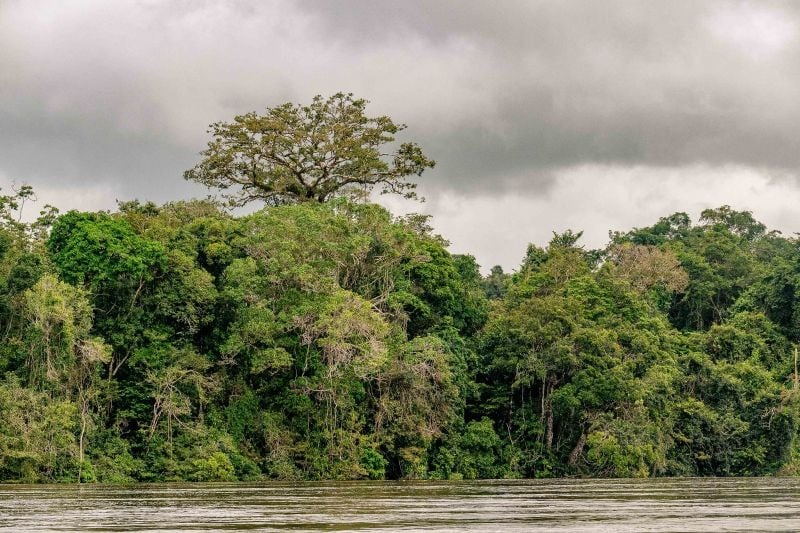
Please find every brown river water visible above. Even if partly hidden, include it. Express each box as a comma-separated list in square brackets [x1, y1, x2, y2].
[2, 478, 800, 532]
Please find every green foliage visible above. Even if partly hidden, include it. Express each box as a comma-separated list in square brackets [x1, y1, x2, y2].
[432, 418, 507, 479]
[184, 93, 434, 206]
[190, 452, 236, 482]
[360, 447, 388, 480]
[2, 184, 800, 483]
[0, 376, 79, 482]
[47, 211, 165, 290]
[46, 211, 167, 366]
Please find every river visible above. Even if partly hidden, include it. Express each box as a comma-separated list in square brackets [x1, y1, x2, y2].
[2, 478, 800, 531]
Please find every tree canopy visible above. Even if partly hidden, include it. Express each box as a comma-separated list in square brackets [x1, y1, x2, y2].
[184, 93, 435, 206]
[6, 92, 800, 484]
[3, 192, 800, 482]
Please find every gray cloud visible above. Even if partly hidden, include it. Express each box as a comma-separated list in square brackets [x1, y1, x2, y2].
[2, 0, 800, 268]
[297, 0, 800, 193]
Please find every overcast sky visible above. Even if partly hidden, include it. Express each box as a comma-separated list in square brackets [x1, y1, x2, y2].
[2, 0, 800, 271]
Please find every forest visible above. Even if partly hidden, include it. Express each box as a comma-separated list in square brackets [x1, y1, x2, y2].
[3, 95, 800, 482]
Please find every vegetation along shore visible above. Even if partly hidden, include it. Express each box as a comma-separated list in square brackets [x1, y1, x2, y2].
[2, 95, 799, 482]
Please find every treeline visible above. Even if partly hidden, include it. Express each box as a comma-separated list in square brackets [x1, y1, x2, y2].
[2, 186, 800, 482]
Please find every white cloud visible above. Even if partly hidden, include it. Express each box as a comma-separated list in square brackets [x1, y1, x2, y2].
[706, 2, 798, 60]
[0, 173, 118, 222]
[386, 165, 800, 272]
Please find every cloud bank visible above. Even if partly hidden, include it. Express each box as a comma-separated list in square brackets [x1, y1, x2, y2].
[2, 0, 799, 269]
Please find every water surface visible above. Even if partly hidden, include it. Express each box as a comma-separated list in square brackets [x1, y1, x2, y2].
[2, 478, 800, 532]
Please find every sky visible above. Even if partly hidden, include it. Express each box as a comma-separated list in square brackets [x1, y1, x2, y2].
[2, 0, 800, 271]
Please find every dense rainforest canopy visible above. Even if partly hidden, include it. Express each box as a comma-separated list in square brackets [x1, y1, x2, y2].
[2, 185, 800, 482]
[3, 95, 800, 482]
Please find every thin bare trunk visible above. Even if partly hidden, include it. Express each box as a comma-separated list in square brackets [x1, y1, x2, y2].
[568, 431, 586, 466]
[78, 391, 88, 483]
[545, 383, 554, 450]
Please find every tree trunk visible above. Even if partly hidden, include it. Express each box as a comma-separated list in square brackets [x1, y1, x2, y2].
[568, 431, 586, 466]
[78, 394, 88, 483]
[544, 384, 554, 450]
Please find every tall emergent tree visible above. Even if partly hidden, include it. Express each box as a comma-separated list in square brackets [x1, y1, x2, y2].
[184, 93, 435, 206]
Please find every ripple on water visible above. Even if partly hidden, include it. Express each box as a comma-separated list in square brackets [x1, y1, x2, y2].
[3, 478, 800, 532]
